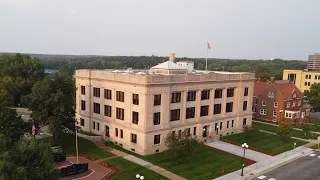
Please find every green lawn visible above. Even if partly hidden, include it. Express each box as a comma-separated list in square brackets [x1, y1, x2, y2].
[310, 119, 320, 133]
[105, 157, 168, 180]
[78, 130, 100, 136]
[253, 121, 316, 139]
[40, 134, 114, 159]
[106, 142, 248, 180]
[221, 131, 306, 154]
[311, 144, 320, 149]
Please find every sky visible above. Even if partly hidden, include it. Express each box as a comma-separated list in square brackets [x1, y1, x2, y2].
[0, 0, 319, 60]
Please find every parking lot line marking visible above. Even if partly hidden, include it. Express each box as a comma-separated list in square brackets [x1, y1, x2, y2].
[257, 175, 267, 179]
[309, 154, 316, 157]
[268, 178, 276, 180]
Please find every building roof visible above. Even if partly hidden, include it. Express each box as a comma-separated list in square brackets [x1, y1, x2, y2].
[150, 61, 186, 70]
[254, 79, 303, 99]
[285, 106, 302, 111]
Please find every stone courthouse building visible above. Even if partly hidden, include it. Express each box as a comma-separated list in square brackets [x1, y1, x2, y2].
[74, 53, 255, 155]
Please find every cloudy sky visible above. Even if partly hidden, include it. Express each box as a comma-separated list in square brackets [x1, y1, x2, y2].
[0, 0, 319, 60]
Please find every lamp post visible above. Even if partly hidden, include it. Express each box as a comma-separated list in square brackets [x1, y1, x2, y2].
[136, 174, 144, 180]
[241, 143, 249, 176]
[216, 125, 219, 135]
[294, 142, 296, 153]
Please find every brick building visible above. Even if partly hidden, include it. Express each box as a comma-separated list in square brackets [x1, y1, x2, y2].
[253, 77, 309, 123]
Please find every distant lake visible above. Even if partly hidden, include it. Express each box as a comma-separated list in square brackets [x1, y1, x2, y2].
[45, 69, 59, 74]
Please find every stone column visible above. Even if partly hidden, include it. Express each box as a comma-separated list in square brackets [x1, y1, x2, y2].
[195, 89, 202, 122]
[221, 88, 227, 117]
[161, 92, 170, 129]
[209, 89, 215, 119]
[181, 90, 187, 124]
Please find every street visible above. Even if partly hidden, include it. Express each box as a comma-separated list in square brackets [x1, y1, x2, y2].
[254, 151, 320, 180]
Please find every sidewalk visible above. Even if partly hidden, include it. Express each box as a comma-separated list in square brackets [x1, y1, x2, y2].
[259, 129, 310, 142]
[253, 120, 320, 135]
[78, 133, 186, 180]
[213, 142, 313, 180]
[205, 141, 272, 162]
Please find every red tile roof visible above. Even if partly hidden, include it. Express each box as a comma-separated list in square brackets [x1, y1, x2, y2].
[254, 81, 303, 100]
[285, 106, 302, 111]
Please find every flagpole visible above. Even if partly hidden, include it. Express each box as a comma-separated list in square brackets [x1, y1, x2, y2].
[75, 119, 79, 164]
[206, 42, 208, 72]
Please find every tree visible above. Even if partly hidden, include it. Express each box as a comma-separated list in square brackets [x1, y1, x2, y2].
[29, 72, 76, 145]
[0, 54, 45, 106]
[276, 122, 293, 141]
[0, 107, 29, 141]
[165, 129, 199, 156]
[243, 124, 257, 135]
[0, 136, 59, 180]
[305, 83, 320, 111]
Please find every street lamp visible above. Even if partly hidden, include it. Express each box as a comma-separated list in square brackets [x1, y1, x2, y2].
[136, 174, 144, 180]
[294, 142, 296, 153]
[216, 125, 219, 135]
[241, 143, 249, 176]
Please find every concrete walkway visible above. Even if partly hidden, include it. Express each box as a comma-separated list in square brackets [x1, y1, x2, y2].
[253, 120, 320, 135]
[259, 129, 310, 142]
[212, 142, 313, 180]
[78, 133, 186, 180]
[206, 141, 272, 162]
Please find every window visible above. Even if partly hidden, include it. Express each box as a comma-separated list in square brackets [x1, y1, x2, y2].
[132, 111, 139, 124]
[154, 94, 161, 106]
[171, 92, 181, 103]
[220, 122, 222, 130]
[285, 112, 292, 118]
[170, 109, 180, 121]
[81, 86, 85, 95]
[243, 118, 247, 126]
[154, 135, 161, 144]
[227, 121, 229, 128]
[274, 102, 278, 108]
[97, 122, 100, 131]
[153, 112, 161, 125]
[186, 107, 195, 119]
[305, 74, 311, 79]
[115, 128, 118, 137]
[273, 111, 277, 117]
[80, 118, 84, 126]
[131, 134, 137, 143]
[93, 87, 100, 97]
[104, 89, 112, 99]
[260, 109, 266, 115]
[93, 103, 100, 114]
[226, 102, 233, 113]
[244, 87, 248, 96]
[133, 94, 139, 105]
[193, 127, 196, 135]
[116, 108, 124, 120]
[254, 98, 258, 104]
[305, 82, 311, 86]
[187, 91, 196, 101]
[298, 100, 301, 106]
[172, 131, 175, 136]
[120, 129, 123, 138]
[116, 91, 125, 102]
[262, 100, 266, 106]
[201, 90, 210, 100]
[292, 101, 296, 107]
[253, 107, 256, 112]
[293, 93, 296, 98]
[232, 120, 234, 127]
[105, 126, 109, 137]
[81, 100, 86, 111]
[243, 101, 247, 111]
[215, 89, 223, 98]
[286, 102, 290, 108]
[214, 104, 222, 114]
[200, 105, 209, 116]
[178, 130, 182, 138]
[268, 92, 274, 98]
[93, 121, 96, 129]
[227, 88, 234, 97]
[215, 123, 218, 131]
[104, 105, 112, 117]
[186, 128, 191, 135]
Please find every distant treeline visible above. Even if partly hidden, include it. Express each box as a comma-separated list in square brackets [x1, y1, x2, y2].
[0, 53, 308, 81]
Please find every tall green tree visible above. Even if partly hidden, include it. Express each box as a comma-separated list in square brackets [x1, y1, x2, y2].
[29, 72, 76, 145]
[305, 83, 320, 111]
[0, 54, 45, 106]
[0, 136, 59, 180]
[276, 122, 293, 141]
[165, 129, 199, 156]
[0, 108, 29, 141]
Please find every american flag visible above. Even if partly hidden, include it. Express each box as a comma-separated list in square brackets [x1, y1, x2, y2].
[207, 42, 211, 50]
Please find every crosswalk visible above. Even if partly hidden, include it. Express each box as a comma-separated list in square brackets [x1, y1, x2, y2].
[257, 175, 276, 180]
[308, 153, 320, 158]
